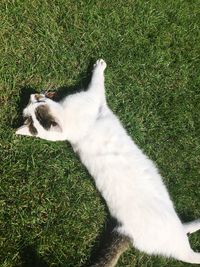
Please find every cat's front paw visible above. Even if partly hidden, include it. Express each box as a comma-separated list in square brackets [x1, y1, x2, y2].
[93, 59, 107, 72]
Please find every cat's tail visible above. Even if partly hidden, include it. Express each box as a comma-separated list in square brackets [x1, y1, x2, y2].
[184, 219, 200, 234]
[90, 231, 130, 267]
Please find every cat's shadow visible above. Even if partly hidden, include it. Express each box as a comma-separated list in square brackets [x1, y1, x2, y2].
[18, 244, 49, 267]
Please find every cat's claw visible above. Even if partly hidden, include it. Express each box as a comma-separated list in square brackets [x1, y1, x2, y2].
[93, 59, 107, 72]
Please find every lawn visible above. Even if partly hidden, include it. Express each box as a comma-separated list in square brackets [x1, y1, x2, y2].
[0, 0, 200, 266]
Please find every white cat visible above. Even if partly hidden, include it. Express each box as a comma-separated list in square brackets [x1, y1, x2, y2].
[16, 59, 200, 266]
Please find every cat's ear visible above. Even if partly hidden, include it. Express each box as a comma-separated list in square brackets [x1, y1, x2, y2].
[15, 125, 33, 136]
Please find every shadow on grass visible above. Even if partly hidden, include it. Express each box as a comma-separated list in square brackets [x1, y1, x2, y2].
[180, 211, 198, 224]
[19, 245, 49, 267]
[13, 86, 37, 129]
[46, 59, 94, 102]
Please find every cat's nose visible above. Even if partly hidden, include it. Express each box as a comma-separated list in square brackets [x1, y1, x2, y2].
[30, 94, 46, 103]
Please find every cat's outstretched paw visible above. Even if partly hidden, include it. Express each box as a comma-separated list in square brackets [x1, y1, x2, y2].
[93, 59, 107, 72]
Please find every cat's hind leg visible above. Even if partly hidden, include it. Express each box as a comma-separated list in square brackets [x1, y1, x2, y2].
[184, 219, 200, 234]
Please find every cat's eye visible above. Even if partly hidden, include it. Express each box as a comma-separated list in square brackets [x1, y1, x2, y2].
[51, 121, 58, 127]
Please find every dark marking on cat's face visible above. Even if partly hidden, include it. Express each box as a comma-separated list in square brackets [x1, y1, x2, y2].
[35, 105, 58, 130]
[24, 117, 38, 135]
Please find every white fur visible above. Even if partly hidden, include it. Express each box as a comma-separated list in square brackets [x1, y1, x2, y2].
[16, 59, 200, 264]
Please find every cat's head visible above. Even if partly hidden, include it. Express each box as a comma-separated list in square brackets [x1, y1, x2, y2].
[16, 94, 66, 141]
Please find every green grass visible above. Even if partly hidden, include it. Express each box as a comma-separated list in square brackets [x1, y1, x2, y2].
[1, 0, 200, 266]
